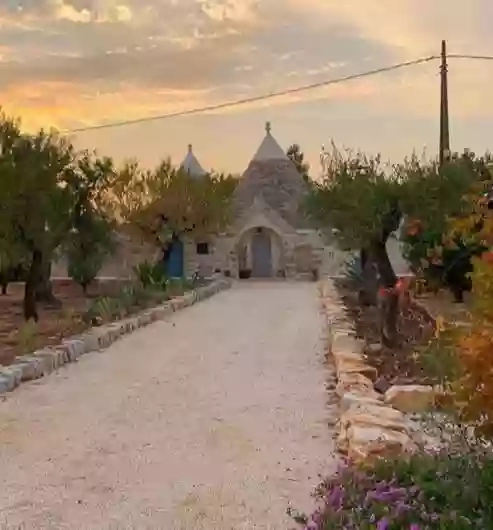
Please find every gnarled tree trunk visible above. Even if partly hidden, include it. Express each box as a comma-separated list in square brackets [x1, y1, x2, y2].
[35, 253, 62, 308]
[359, 247, 378, 306]
[370, 239, 399, 347]
[24, 248, 43, 321]
[370, 202, 402, 347]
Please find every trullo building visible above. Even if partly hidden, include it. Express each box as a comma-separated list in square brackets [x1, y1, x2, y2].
[181, 122, 344, 279]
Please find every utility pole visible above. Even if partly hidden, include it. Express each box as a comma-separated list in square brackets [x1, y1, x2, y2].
[439, 39, 451, 167]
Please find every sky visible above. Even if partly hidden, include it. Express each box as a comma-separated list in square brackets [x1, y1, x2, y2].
[1, 0, 493, 175]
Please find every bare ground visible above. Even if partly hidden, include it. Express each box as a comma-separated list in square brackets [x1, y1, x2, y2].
[335, 282, 437, 387]
[0, 282, 338, 530]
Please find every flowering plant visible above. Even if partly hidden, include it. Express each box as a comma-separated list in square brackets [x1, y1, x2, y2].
[295, 447, 493, 530]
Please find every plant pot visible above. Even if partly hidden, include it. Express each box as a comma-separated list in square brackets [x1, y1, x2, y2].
[239, 269, 251, 279]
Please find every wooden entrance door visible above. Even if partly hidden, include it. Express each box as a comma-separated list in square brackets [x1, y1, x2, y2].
[251, 229, 272, 277]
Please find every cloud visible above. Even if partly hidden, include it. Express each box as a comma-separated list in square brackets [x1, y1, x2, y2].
[0, 0, 492, 144]
[52, 0, 91, 23]
[286, 0, 493, 57]
[196, 0, 259, 23]
[3, 0, 134, 24]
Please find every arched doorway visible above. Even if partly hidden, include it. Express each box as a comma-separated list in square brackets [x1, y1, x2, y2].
[251, 228, 272, 277]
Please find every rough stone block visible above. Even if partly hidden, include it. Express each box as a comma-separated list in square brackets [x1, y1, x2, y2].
[341, 403, 410, 434]
[61, 339, 86, 362]
[120, 319, 136, 333]
[152, 304, 173, 320]
[0, 369, 18, 394]
[341, 392, 383, 413]
[128, 318, 140, 331]
[183, 292, 195, 305]
[347, 424, 417, 462]
[53, 348, 69, 366]
[97, 327, 119, 348]
[384, 385, 435, 413]
[13, 356, 45, 381]
[108, 322, 125, 336]
[171, 297, 187, 311]
[33, 349, 61, 374]
[332, 333, 364, 354]
[137, 312, 153, 327]
[335, 356, 378, 381]
[336, 373, 376, 397]
[79, 332, 100, 352]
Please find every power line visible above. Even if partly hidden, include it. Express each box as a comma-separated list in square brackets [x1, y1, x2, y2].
[449, 53, 493, 61]
[63, 55, 439, 134]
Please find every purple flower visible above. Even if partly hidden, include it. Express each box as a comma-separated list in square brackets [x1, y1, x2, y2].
[377, 518, 389, 530]
[395, 501, 412, 515]
[325, 485, 345, 508]
[409, 525, 420, 530]
[366, 486, 408, 503]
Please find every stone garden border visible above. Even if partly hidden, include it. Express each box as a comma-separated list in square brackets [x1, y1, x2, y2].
[0, 277, 232, 397]
[319, 279, 438, 463]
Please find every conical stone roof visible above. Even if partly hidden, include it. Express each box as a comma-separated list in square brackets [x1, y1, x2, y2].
[251, 121, 289, 161]
[179, 144, 207, 178]
[233, 122, 309, 228]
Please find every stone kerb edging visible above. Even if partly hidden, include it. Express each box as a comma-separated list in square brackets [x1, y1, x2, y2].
[319, 279, 436, 463]
[0, 277, 232, 396]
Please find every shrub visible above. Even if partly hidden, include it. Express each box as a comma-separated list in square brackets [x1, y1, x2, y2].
[401, 219, 485, 301]
[133, 260, 168, 290]
[83, 296, 121, 325]
[65, 220, 114, 294]
[452, 255, 493, 438]
[342, 254, 363, 289]
[400, 153, 491, 300]
[14, 319, 38, 354]
[433, 179, 493, 438]
[296, 446, 493, 529]
[82, 282, 170, 326]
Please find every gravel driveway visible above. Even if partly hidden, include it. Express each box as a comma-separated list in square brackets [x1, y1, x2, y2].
[0, 282, 338, 529]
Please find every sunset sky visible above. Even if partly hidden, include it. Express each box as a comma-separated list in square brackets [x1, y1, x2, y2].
[1, 0, 493, 174]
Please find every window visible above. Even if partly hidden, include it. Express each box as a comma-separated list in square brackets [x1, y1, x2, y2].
[196, 242, 209, 255]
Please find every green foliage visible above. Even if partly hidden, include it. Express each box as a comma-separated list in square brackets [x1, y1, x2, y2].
[84, 296, 120, 325]
[419, 321, 463, 387]
[287, 143, 310, 182]
[306, 151, 401, 251]
[82, 281, 172, 326]
[342, 254, 363, 289]
[14, 319, 38, 355]
[400, 152, 492, 295]
[167, 277, 190, 296]
[66, 217, 115, 293]
[2, 127, 75, 252]
[133, 260, 168, 290]
[297, 442, 493, 529]
[118, 284, 150, 312]
[0, 110, 77, 319]
[64, 150, 117, 292]
[306, 149, 403, 345]
[108, 159, 235, 255]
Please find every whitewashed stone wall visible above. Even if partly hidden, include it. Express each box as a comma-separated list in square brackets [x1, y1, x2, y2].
[319, 235, 411, 278]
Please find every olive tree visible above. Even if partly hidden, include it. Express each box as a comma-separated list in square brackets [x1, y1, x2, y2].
[306, 150, 402, 345]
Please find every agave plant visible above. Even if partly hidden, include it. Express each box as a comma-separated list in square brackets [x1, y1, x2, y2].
[133, 260, 168, 290]
[83, 296, 121, 325]
[342, 254, 363, 288]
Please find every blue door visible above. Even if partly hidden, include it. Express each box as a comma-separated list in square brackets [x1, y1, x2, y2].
[252, 230, 272, 277]
[166, 239, 184, 278]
